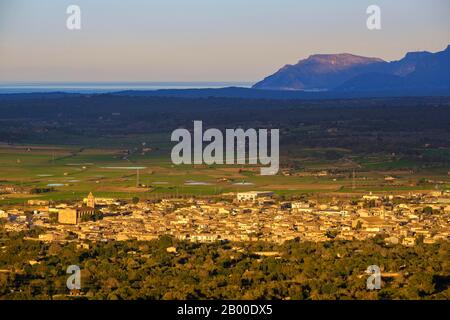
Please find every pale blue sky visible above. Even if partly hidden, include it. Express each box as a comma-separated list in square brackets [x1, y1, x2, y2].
[1, 0, 449, 82]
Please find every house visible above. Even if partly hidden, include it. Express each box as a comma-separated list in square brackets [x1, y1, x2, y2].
[27, 199, 50, 206]
[0, 210, 7, 219]
[402, 237, 416, 246]
[237, 191, 273, 202]
[385, 236, 399, 245]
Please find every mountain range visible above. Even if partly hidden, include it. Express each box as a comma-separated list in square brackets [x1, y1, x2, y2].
[253, 45, 450, 93]
[3, 46, 449, 100]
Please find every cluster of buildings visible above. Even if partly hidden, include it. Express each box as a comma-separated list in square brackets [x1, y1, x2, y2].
[0, 191, 449, 246]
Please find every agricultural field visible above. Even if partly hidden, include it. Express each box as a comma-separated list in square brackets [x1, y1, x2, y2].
[0, 141, 448, 205]
[0, 95, 449, 204]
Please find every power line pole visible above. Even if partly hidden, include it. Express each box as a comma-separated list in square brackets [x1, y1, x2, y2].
[136, 168, 140, 187]
[352, 169, 356, 190]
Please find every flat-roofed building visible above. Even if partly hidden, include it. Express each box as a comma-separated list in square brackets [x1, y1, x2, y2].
[27, 199, 50, 206]
[237, 191, 273, 202]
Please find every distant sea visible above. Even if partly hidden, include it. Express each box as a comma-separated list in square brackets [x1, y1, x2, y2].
[0, 82, 254, 94]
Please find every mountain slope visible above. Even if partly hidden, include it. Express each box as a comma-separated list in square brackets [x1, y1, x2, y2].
[253, 45, 450, 93]
[253, 53, 384, 90]
[337, 45, 450, 92]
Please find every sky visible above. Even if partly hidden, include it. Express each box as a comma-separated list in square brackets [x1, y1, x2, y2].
[0, 0, 449, 82]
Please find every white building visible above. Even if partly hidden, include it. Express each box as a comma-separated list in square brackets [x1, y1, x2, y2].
[237, 191, 274, 202]
[0, 210, 8, 219]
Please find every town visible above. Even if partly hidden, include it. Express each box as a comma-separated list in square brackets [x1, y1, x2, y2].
[1, 190, 448, 247]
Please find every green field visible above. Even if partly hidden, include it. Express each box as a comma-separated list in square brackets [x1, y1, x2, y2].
[0, 141, 448, 204]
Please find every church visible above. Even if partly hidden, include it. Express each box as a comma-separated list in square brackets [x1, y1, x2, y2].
[58, 192, 96, 225]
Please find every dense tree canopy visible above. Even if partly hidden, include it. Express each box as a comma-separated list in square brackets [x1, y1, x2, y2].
[0, 227, 448, 300]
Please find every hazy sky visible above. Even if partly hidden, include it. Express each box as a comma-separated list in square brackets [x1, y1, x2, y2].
[1, 0, 449, 82]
